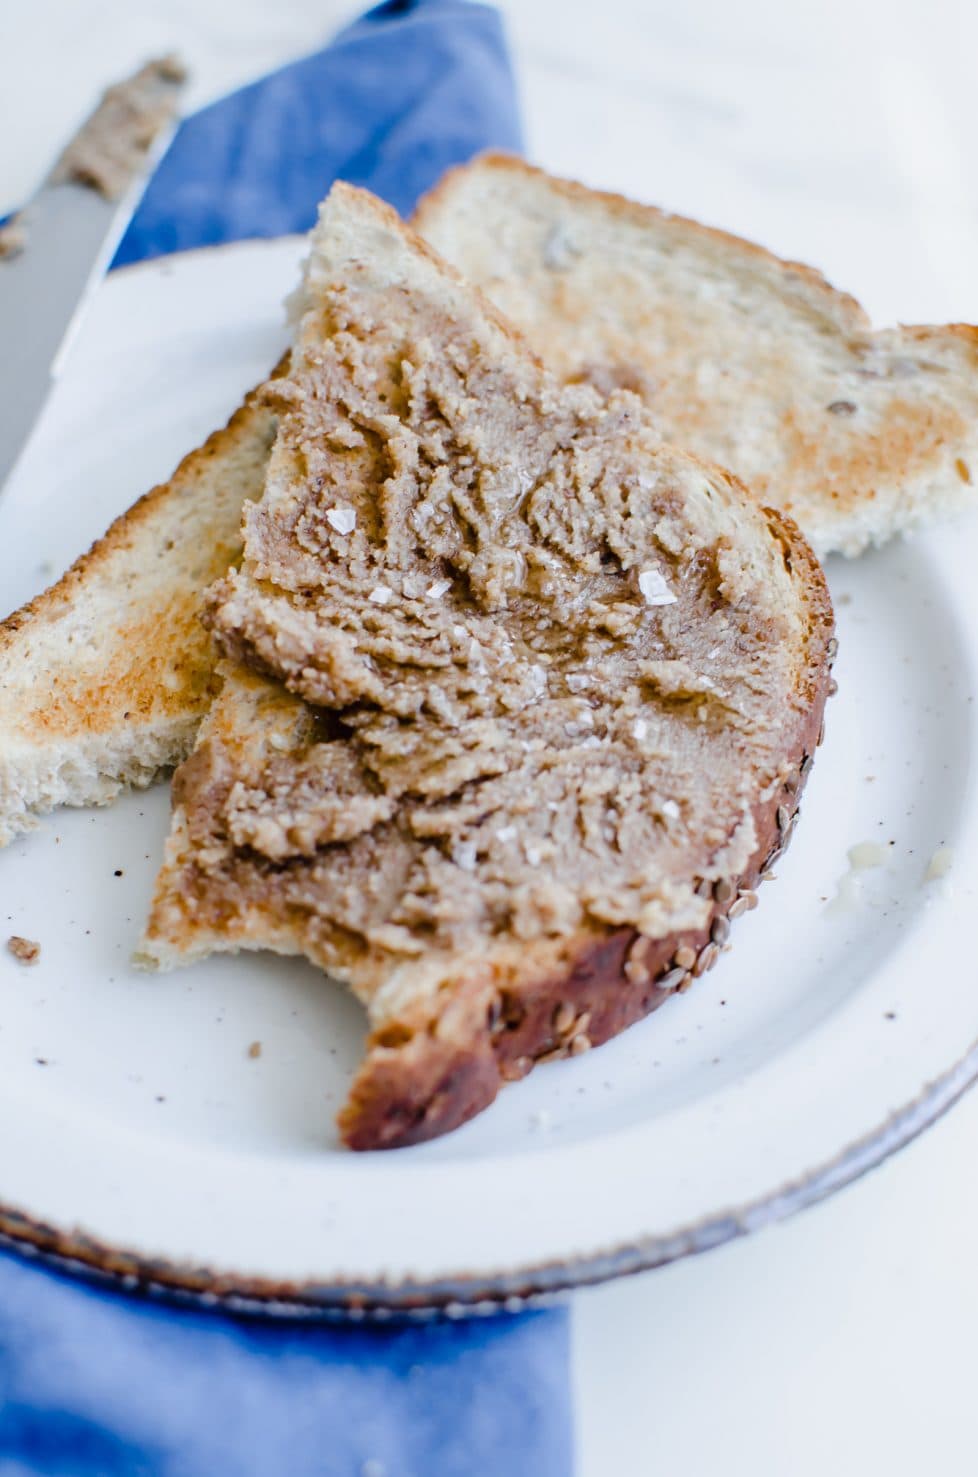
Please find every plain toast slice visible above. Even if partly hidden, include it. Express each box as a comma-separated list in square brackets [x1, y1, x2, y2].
[416, 153, 978, 557]
[141, 184, 834, 1149]
[0, 379, 280, 845]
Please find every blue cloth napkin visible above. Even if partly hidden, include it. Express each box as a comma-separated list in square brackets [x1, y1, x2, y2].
[115, 0, 522, 263]
[0, 4, 574, 1474]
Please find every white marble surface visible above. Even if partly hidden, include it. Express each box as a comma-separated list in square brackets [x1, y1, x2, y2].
[4, 2, 978, 1472]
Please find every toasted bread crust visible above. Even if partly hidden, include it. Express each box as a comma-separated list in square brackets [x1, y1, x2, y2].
[415, 151, 870, 327]
[340, 511, 833, 1149]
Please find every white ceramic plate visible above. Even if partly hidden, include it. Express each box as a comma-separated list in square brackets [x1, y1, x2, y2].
[1, 240, 977, 1316]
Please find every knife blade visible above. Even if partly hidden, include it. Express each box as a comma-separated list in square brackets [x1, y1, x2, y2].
[0, 57, 186, 491]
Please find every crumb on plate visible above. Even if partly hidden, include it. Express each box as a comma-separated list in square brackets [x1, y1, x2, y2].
[7, 936, 40, 965]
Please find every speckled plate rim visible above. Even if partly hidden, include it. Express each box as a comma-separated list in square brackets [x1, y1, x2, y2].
[1, 1029, 975, 1321]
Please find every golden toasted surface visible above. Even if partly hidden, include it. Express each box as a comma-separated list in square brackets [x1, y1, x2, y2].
[415, 153, 978, 556]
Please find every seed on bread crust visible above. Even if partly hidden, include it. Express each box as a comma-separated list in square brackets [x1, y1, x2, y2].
[710, 915, 731, 946]
[552, 1000, 577, 1035]
[694, 942, 720, 976]
[728, 889, 759, 919]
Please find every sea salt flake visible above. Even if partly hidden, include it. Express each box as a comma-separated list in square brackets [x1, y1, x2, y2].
[452, 841, 477, 872]
[496, 825, 517, 844]
[638, 568, 677, 606]
[426, 579, 451, 599]
[368, 586, 392, 605]
[632, 718, 648, 741]
[661, 799, 680, 819]
[325, 506, 356, 535]
[525, 845, 542, 866]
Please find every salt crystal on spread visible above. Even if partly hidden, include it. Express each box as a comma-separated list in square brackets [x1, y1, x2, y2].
[638, 568, 677, 606]
[326, 507, 356, 535]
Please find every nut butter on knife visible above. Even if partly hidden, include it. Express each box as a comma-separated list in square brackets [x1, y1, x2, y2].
[0, 56, 186, 491]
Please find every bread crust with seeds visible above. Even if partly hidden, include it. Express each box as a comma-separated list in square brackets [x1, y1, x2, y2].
[339, 509, 832, 1149]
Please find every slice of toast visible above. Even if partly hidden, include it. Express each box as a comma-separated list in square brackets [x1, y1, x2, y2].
[415, 153, 978, 557]
[0, 377, 280, 846]
[140, 183, 834, 1150]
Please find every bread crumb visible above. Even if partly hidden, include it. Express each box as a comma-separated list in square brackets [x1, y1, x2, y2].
[925, 845, 953, 882]
[529, 1108, 553, 1132]
[7, 936, 40, 965]
[847, 841, 888, 870]
[247, 1040, 262, 1059]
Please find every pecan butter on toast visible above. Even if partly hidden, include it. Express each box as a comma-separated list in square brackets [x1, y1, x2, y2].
[140, 183, 834, 1150]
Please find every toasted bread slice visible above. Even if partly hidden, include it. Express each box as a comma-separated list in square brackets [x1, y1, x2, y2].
[141, 184, 834, 1149]
[0, 379, 280, 846]
[415, 153, 978, 557]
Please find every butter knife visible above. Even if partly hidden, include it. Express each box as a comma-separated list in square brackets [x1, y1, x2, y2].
[0, 56, 186, 490]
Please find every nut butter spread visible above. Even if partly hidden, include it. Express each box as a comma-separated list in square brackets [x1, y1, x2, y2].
[182, 186, 814, 973]
[53, 56, 186, 200]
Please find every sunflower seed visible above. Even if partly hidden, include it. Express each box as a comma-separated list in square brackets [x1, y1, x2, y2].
[710, 915, 731, 946]
[552, 1001, 576, 1035]
[694, 943, 720, 976]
